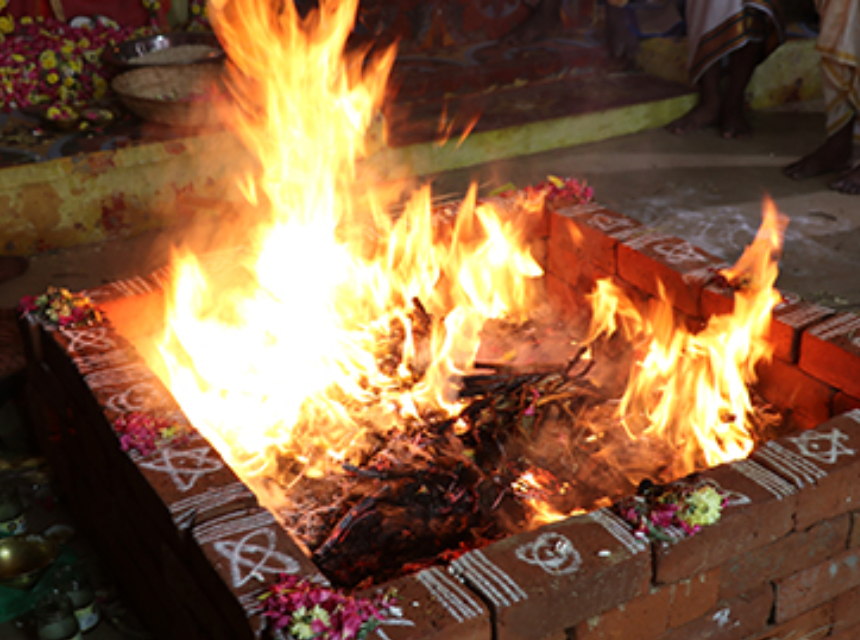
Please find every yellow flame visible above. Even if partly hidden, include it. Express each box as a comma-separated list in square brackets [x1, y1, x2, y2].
[142, 0, 542, 497]
[586, 197, 787, 476]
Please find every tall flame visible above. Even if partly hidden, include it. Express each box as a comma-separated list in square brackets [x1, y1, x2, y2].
[145, 0, 542, 496]
[587, 197, 787, 476]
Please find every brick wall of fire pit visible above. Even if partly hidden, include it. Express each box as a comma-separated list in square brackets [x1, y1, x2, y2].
[18, 201, 860, 640]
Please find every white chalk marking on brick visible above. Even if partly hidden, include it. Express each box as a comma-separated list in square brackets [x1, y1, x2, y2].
[169, 482, 255, 528]
[788, 428, 855, 464]
[776, 304, 833, 329]
[589, 508, 648, 555]
[846, 409, 860, 425]
[755, 441, 827, 488]
[213, 527, 301, 588]
[60, 327, 115, 353]
[623, 230, 672, 251]
[84, 363, 153, 389]
[810, 314, 860, 341]
[71, 350, 132, 375]
[104, 381, 169, 414]
[565, 203, 605, 217]
[417, 567, 483, 622]
[450, 551, 527, 608]
[372, 607, 417, 640]
[652, 240, 708, 267]
[138, 446, 224, 492]
[515, 532, 582, 576]
[733, 459, 797, 499]
[194, 510, 276, 542]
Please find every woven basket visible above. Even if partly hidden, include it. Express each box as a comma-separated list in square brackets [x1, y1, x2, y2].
[111, 63, 225, 128]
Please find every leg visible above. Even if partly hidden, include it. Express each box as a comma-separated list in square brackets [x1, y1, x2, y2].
[666, 62, 722, 135]
[720, 37, 764, 139]
[502, 0, 563, 46]
[783, 118, 855, 180]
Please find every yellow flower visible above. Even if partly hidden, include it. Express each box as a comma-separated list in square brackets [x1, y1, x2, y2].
[0, 15, 13, 35]
[46, 72, 59, 85]
[93, 75, 107, 99]
[21, 16, 33, 25]
[0, 0, 8, 11]
[11, 54, 23, 63]
[78, 36, 90, 49]
[67, 59, 82, 74]
[63, 76, 75, 88]
[40, 50, 57, 69]
[61, 42, 75, 56]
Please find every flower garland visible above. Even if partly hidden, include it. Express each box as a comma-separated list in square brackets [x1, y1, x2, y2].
[0, 0, 212, 119]
[495, 175, 595, 208]
[260, 574, 398, 640]
[19, 286, 102, 329]
[113, 412, 190, 456]
[617, 481, 726, 541]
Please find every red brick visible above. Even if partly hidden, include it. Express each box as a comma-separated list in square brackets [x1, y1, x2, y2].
[547, 242, 612, 301]
[776, 547, 860, 622]
[655, 585, 773, 640]
[752, 411, 860, 530]
[545, 272, 583, 321]
[851, 511, 860, 548]
[768, 296, 834, 364]
[617, 229, 723, 318]
[550, 204, 643, 275]
[742, 602, 832, 640]
[358, 568, 492, 640]
[450, 511, 652, 640]
[833, 584, 860, 635]
[654, 462, 797, 585]
[189, 506, 325, 638]
[834, 392, 860, 417]
[720, 515, 850, 599]
[753, 357, 834, 432]
[668, 568, 722, 628]
[700, 281, 735, 319]
[799, 312, 860, 399]
[575, 586, 671, 640]
[829, 622, 860, 640]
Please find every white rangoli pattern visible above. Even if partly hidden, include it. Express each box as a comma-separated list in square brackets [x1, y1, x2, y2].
[788, 428, 855, 465]
[213, 528, 301, 588]
[138, 446, 223, 491]
[515, 532, 582, 576]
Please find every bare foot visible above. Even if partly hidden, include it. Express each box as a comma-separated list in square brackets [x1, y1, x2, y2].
[720, 110, 753, 140]
[784, 121, 854, 180]
[830, 164, 860, 195]
[666, 102, 720, 135]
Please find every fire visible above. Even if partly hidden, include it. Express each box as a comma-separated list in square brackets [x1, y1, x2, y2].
[144, 0, 542, 497]
[586, 198, 787, 477]
[134, 0, 788, 537]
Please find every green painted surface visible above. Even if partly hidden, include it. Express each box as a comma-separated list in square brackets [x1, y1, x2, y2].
[367, 93, 697, 179]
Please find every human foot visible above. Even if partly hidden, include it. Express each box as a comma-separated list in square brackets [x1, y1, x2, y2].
[829, 164, 860, 195]
[666, 102, 720, 135]
[783, 121, 854, 180]
[720, 109, 753, 139]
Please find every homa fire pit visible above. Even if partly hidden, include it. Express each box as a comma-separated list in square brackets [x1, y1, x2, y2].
[17, 197, 860, 640]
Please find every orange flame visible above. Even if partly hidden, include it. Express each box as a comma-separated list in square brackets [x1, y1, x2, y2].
[143, 0, 542, 500]
[587, 197, 787, 476]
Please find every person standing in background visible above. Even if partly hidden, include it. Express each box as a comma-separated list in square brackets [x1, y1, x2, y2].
[783, 0, 860, 195]
[666, 0, 785, 139]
